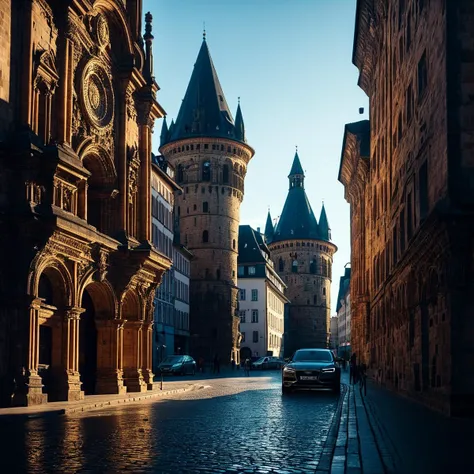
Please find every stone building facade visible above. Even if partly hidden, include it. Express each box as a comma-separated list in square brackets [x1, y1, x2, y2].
[336, 267, 351, 359]
[237, 225, 288, 361]
[339, 0, 474, 416]
[0, 1, 171, 407]
[159, 37, 254, 364]
[267, 152, 337, 356]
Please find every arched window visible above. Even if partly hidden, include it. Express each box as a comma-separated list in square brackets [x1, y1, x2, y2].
[313, 295, 317, 305]
[177, 164, 184, 183]
[279, 258, 284, 271]
[216, 269, 221, 280]
[202, 230, 209, 243]
[223, 164, 229, 184]
[310, 257, 317, 274]
[232, 239, 236, 249]
[202, 161, 211, 181]
[203, 202, 209, 213]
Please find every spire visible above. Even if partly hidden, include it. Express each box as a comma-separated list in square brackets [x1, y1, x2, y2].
[288, 150, 305, 189]
[319, 203, 331, 241]
[264, 209, 274, 244]
[166, 39, 245, 144]
[143, 12, 154, 83]
[160, 117, 169, 147]
[273, 151, 319, 242]
[234, 98, 246, 142]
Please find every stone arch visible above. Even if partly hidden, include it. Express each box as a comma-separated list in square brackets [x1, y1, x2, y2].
[93, 1, 134, 58]
[78, 279, 118, 319]
[121, 288, 142, 321]
[79, 144, 117, 233]
[30, 256, 74, 307]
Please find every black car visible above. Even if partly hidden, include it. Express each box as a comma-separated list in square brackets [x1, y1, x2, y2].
[282, 348, 341, 394]
[157, 355, 196, 375]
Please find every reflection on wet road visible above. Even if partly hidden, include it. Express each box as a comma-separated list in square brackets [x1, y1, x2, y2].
[1, 372, 339, 473]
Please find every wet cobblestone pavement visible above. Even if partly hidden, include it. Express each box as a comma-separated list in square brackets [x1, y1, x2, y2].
[0, 372, 340, 473]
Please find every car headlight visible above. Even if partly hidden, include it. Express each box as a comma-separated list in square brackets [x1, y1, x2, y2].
[283, 367, 296, 373]
[321, 367, 335, 373]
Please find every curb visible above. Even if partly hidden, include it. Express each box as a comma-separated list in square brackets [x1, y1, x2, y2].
[0, 384, 205, 421]
[315, 383, 348, 473]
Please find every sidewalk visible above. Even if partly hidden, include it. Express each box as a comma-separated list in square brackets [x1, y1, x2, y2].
[318, 370, 474, 473]
[0, 380, 204, 420]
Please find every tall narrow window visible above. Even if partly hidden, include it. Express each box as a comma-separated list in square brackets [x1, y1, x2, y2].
[417, 52, 427, 99]
[253, 331, 259, 343]
[419, 160, 428, 221]
[202, 230, 209, 243]
[251, 310, 259, 323]
[202, 161, 211, 181]
[407, 191, 413, 240]
[251, 289, 258, 301]
[279, 258, 284, 271]
[177, 164, 184, 183]
[223, 165, 229, 184]
[233, 239, 236, 250]
[203, 202, 209, 212]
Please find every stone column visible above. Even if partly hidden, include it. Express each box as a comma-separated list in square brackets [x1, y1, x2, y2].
[11, 298, 47, 406]
[123, 321, 147, 392]
[95, 320, 127, 395]
[56, 307, 84, 401]
[141, 322, 154, 390]
[138, 122, 151, 241]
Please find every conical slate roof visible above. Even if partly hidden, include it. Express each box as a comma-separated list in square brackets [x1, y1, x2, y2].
[162, 39, 245, 145]
[273, 152, 332, 243]
[289, 151, 304, 176]
[264, 210, 274, 243]
[318, 203, 331, 241]
[234, 103, 245, 142]
[160, 117, 168, 147]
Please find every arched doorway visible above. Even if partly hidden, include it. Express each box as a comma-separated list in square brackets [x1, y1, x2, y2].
[240, 346, 252, 363]
[79, 288, 98, 395]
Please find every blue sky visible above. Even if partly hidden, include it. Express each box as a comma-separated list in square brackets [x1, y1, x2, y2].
[144, 0, 368, 313]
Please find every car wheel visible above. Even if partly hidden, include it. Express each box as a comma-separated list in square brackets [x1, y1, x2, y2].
[282, 385, 292, 395]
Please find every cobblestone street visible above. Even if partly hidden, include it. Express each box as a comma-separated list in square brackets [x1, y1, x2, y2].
[0, 371, 340, 473]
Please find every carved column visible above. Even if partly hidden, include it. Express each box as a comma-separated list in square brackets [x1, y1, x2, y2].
[95, 320, 127, 395]
[141, 322, 154, 390]
[56, 307, 84, 401]
[123, 320, 147, 392]
[11, 298, 48, 406]
[117, 80, 129, 232]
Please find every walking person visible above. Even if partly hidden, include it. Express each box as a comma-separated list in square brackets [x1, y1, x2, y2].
[358, 362, 367, 396]
[349, 353, 357, 384]
[231, 357, 236, 371]
[244, 358, 251, 376]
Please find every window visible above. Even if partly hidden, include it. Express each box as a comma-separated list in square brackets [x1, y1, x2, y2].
[233, 239, 236, 250]
[310, 258, 317, 274]
[323, 287, 326, 296]
[279, 258, 284, 271]
[392, 225, 398, 264]
[253, 331, 259, 343]
[202, 230, 209, 243]
[239, 289, 246, 300]
[251, 310, 259, 323]
[223, 165, 229, 184]
[419, 160, 428, 221]
[313, 295, 317, 305]
[248, 266, 256, 275]
[177, 164, 184, 183]
[251, 289, 258, 301]
[237, 266, 244, 277]
[216, 268, 221, 280]
[239, 311, 246, 323]
[202, 161, 211, 181]
[292, 260, 298, 273]
[407, 191, 413, 239]
[241, 332, 245, 342]
[417, 52, 427, 99]
[203, 202, 209, 213]
[400, 209, 406, 253]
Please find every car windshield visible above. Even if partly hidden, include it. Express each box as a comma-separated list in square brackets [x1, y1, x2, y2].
[292, 350, 333, 362]
[161, 356, 183, 364]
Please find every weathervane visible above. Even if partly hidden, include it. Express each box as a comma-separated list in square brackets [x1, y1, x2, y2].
[203, 22, 206, 40]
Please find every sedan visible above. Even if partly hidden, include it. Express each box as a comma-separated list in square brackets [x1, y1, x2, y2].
[282, 348, 341, 394]
[157, 355, 196, 375]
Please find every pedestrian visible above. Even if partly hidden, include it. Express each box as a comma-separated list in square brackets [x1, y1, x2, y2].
[199, 356, 205, 373]
[244, 358, 251, 376]
[350, 353, 357, 384]
[358, 362, 367, 396]
[231, 357, 236, 370]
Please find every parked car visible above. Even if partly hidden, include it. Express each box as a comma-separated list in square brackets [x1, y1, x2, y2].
[282, 348, 341, 394]
[157, 355, 196, 375]
[252, 356, 285, 370]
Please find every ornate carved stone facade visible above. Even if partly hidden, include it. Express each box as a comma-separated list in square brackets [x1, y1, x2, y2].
[339, 0, 474, 416]
[0, 0, 171, 407]
[159, 38, 254, 364]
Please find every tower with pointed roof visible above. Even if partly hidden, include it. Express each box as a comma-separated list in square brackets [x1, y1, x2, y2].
[159, 36, 254, 364]
[268, 151, 337, 354]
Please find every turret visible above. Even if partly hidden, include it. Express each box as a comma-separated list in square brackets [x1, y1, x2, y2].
[319, 203, 331, 241]
[234, 99, 245, 142]
[264, 210, 274, 244]
[160, 117, 169, 147]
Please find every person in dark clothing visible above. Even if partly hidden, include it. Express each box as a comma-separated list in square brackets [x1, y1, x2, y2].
[350, 353, 357, 384]
[358, 362, 367, 396]
[231, 358, 236, 370]
[244, 358, 251, 376]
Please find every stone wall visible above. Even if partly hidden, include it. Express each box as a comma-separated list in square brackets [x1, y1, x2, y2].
[269, 239, 336, 352]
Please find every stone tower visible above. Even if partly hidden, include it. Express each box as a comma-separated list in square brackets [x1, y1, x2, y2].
[159, 37, 254, 364]
[267, 152, 337, 355]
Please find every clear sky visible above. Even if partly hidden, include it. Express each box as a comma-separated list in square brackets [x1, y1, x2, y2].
[144, 0, 369, 313]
